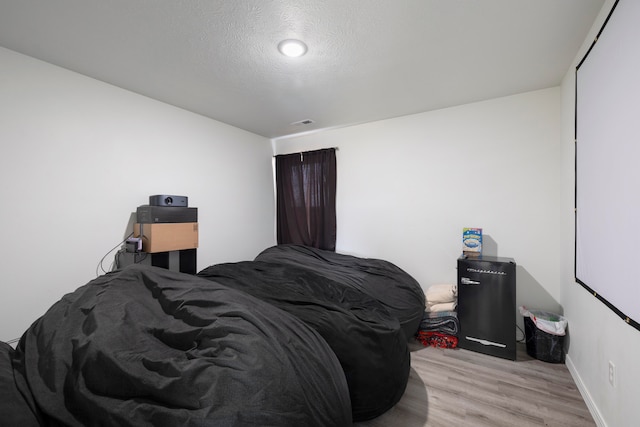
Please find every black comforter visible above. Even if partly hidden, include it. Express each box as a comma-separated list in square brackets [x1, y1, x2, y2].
[0, 265, 352, 426]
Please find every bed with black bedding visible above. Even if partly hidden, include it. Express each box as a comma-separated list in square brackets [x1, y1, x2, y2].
[0, 245, 425, 426]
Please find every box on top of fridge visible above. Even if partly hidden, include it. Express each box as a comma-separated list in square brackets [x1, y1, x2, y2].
[463, 228, 482, 254]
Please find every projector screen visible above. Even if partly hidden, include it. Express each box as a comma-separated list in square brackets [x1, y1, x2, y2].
[575, 0, 640, 331]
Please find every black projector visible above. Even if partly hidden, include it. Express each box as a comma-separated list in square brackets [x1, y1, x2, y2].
[136, 205, 198, 223]
[149, 194, 188, 207]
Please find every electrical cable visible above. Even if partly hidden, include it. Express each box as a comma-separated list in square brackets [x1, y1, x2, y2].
[6, 337, 20, 346]
[134, 252, 148, 264]
[516, 323, 526, 343]
[96, 232, 134, 277]
[112, 245, 147, 271]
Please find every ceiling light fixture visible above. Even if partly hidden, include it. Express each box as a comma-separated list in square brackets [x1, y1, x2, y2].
[278, 39, 308, 57]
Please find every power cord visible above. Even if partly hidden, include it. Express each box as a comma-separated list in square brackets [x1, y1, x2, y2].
[96, 232, 134, 277]
[6, 337, 20, 347]
[516, 323, 526, 343]
[113, 248, 148, 270]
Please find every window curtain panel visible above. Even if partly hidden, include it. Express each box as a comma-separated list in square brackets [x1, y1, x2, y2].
[275, 148, 336, 251]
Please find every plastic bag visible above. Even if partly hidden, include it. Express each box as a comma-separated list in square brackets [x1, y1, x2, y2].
[519, 306, 567, 336]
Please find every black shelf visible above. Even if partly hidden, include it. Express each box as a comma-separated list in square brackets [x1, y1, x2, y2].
[117, 248, 197, 275]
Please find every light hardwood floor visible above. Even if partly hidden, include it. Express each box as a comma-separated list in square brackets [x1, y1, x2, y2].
[355, 341, 595, 427]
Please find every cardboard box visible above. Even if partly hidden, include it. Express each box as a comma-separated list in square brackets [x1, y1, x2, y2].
[462, 227, 482, 255]
[133, 222, 198, 253]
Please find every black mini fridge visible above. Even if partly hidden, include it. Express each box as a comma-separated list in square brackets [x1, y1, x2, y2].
[457, 254, 516, 360]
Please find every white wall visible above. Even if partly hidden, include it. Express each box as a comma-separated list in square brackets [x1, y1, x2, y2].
[0, 47, 276, 342]
[560, 1, 640, 426]
[275, 87, 564, 331]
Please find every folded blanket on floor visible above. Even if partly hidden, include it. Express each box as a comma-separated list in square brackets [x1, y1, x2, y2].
[415, 331, 458, 349]
[418, 310, 459, 336]
[425, 301, 457, 312]
[425, 284, 457, 304]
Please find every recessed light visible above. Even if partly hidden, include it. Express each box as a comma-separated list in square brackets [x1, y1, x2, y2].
[278, 39, 308, 57]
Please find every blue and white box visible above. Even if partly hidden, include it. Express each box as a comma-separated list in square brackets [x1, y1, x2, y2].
[463, 228, 482, 254]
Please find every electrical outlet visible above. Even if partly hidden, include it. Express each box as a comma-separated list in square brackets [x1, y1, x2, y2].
[608, 361, 616, 387]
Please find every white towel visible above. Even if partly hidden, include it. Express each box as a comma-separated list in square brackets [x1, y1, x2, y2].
[425, 301, 458, 313]
[425, 283, 457, 304]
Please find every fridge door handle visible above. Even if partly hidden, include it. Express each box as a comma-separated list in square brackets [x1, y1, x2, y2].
[465, 336, 507, 348]
[461, 277, 480, 285]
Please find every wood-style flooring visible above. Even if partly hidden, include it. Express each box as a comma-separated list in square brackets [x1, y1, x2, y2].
[354, 341, 595, 427]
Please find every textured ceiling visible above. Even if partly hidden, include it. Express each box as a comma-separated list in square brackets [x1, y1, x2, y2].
[0, 0, 604, 139]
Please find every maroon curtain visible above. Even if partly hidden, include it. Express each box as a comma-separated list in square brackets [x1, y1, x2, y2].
[275, 148, 336, 251]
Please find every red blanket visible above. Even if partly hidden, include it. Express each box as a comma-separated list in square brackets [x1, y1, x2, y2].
[416, 331, 458, 349]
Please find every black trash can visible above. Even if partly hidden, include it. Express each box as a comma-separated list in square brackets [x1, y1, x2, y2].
[524, 317, 565, 363]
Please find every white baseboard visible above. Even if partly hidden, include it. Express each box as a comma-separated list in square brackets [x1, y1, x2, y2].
[565, 354, 607, 427]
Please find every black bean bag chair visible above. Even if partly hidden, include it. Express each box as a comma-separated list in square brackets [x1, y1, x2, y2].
[4, 265, 352, 426]
[198, 260, 410, 421]
[255, 244, 426, 340]
[0, 342, 42, 426]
